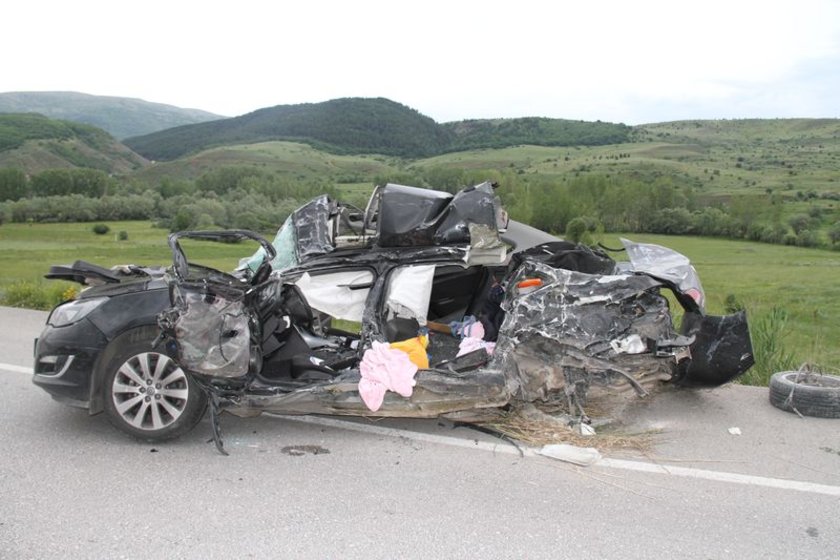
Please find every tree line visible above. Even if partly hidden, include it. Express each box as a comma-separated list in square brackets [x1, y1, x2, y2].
[2, 164, 838, 249]
[0, 166, 337, 232]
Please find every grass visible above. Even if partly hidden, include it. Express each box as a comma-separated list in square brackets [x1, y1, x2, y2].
[0, 221, 266, 305]
[479, 406, 655, 451]
[133, 141, 403, 184]
[409, 120, 840, 240]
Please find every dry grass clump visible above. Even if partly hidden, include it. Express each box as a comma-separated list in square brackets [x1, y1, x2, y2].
[478, 404, 656, 453]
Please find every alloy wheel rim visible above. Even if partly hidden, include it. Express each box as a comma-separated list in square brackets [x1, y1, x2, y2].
[111, 352, 189, 431]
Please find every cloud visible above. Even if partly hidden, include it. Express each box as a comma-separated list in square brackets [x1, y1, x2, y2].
[2, 0, 838, 122]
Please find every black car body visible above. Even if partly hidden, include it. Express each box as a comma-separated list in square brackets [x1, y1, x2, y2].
[33, 182, 754, 448]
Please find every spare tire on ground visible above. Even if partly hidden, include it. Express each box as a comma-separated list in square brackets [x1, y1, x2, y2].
[769, 370, 840, 418]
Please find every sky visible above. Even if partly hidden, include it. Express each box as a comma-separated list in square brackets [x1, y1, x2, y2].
[3, 0, 839, 125]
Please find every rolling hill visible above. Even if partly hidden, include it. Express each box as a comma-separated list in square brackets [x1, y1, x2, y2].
[124, 98, 452, 160]
[2, 98, 838, 211]
[0, 113, 147, 174]
[124, 97, 632, 161]
[0, 91, 224, 139]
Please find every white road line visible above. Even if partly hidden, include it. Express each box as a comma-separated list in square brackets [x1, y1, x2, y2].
[269, 413, 840, 498]
[596, 458, 840, 497]
[0, 362, 33, 374]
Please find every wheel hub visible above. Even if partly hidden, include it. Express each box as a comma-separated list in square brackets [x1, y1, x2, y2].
[111, 351, 190, 431]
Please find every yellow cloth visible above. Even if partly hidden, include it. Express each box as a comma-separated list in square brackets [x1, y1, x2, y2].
[390, 335, 429, 369]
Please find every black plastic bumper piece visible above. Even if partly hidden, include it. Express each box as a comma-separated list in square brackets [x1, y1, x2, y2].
[679, 310, 754, 386]
[32, 319, 109, 405]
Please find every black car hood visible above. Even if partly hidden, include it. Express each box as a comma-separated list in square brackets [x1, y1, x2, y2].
[46, 261, 123, 285]
[48, 261, 168, 299]
[81, 276, 168, 298]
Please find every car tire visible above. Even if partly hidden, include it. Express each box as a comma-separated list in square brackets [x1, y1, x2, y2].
[102, 335, 208, 441]
[769, 370, 840, 419]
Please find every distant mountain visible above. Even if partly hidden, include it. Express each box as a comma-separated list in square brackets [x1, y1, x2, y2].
[125, 97, 630, 161]
[0, 113, 147, 174]
[0, 91, 224, 139]
[125, 98, 452, 160]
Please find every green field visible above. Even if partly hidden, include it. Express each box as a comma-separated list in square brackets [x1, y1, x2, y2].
[1, 221, 837, 380]
[133, 141, 403, 185]
[0, 220, 265, 305]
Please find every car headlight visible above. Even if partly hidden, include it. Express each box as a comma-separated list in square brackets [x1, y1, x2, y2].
[48, 297, 108, 327]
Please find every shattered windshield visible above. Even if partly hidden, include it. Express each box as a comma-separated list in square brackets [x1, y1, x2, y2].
[239, 215, 298, 273]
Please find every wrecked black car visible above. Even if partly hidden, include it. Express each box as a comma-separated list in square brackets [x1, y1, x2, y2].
[33, 182, 753, 449]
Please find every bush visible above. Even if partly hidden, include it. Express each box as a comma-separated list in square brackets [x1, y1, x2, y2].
[759, 224, 787, 245]
[649, 207, 694, 234]
[92, 223, 110, 235]
[0, 281, 74, 310]
[795, 230, 819, 248]
[565, 217, 587, 243]
[117, 230, 128, 241]
[828, 221, 840, 246]
[724, 293, 745, 314]
[562, 215, 602, 244]
[788, 214, 812, 235]
[171, 208, 196, 232]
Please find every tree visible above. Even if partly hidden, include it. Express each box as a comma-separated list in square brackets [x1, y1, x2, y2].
[30, 168, 110, 198]
[0, 168, 28, 201]
[829, 221, 840, 246]
[171, 208, 196, 232]
[196, 166, 267, 195]
[649, 208, 694, 234]
[788, 214, 812, 235]
[565, 217, 588, 243]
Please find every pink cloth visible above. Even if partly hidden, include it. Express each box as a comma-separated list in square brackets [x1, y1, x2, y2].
[457, 337, 496, 358]
[462, 320, 484, 340]
[358, 341, 418, 412]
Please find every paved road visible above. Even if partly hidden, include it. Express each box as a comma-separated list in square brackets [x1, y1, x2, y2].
[1, 306, 838, 559]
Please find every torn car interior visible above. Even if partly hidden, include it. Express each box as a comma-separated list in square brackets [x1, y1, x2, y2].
[32, 181, 753, 451]
[154, 181, 754, 452]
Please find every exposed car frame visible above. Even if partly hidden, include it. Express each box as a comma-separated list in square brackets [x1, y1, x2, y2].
[33, 182, 754, 451]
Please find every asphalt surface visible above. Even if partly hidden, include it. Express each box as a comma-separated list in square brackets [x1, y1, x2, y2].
[1, 305, 838, 559]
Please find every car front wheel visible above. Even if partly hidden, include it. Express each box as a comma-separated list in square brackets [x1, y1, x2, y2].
[102, 336, 207, 441]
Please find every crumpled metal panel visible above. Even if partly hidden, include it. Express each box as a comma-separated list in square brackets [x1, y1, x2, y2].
[376, 182, 503, 249]
[621, 237, 705, 310]
[492, 260, 679, 404]
[170, 290, 251, 378]
[225, 368, 511, 418]
[292, 195, 335, 259]
[433, 182, 501, 246]
[377, 184, 453, 247]
[467, 223, 503, 250]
